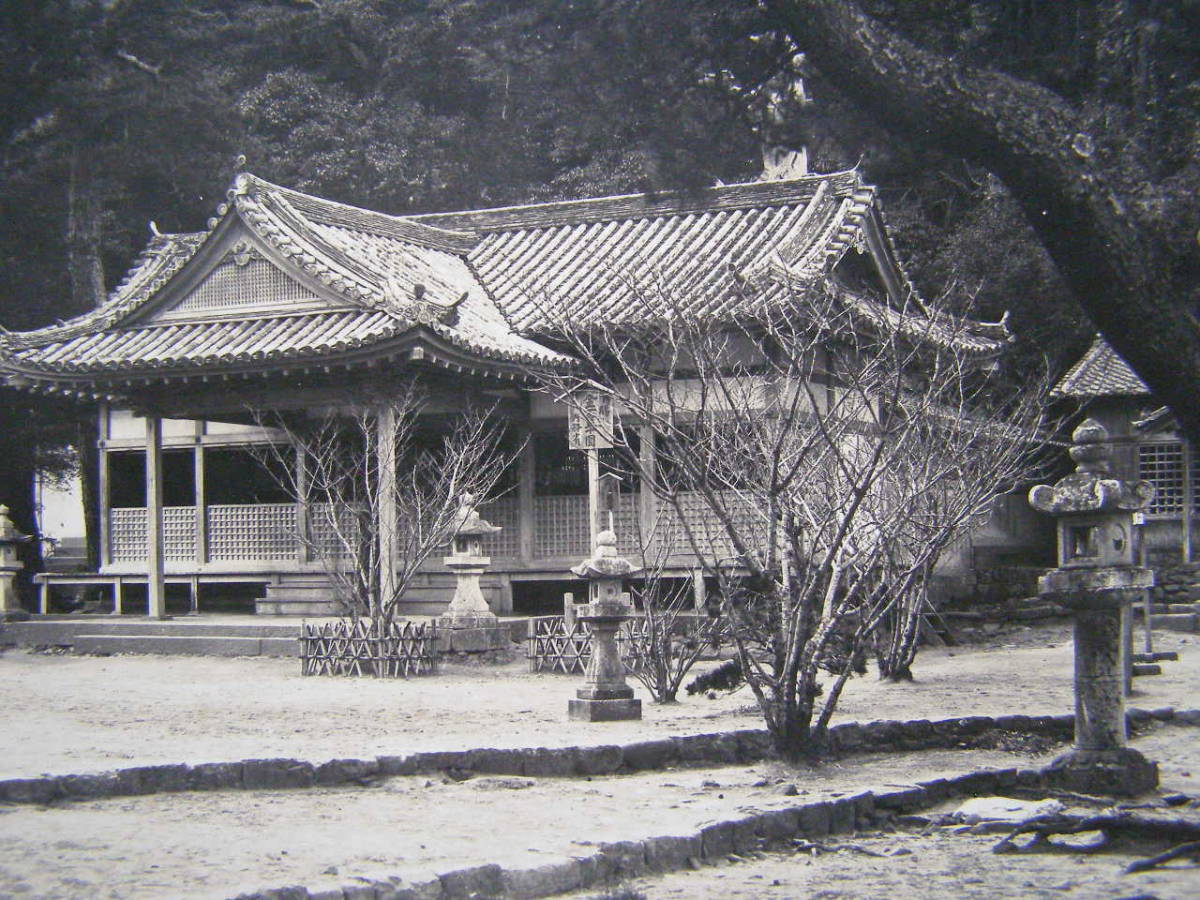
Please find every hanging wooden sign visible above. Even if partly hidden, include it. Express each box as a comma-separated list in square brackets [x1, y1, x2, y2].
[567, 390, 614, 450]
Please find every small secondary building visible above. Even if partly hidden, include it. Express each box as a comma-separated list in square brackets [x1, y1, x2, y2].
[1053, 335, 1197, 565]
[0, 169, 1009, 616]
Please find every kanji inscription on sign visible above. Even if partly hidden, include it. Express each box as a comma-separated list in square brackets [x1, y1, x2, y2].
[567, 390, 614, 450]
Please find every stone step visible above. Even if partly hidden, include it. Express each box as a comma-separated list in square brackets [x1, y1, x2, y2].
[1132, 650, 1180, 663]
[1131, 662, 1162, 677]
[1150, 613, 1199, 633]
[255, 599, 341, 616]
[73, 633, 299, 658]
[1143, 603, 1200, 615]
[4, 620, 302, 647]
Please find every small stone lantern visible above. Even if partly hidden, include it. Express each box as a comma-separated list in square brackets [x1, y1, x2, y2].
[568, 528, 642, 721]
[437, 492, 502, 628]
[0, 505, 31, 618]
[1028, 419, 1158, 795]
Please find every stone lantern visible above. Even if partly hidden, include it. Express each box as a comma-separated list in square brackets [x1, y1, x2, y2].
[1028, 419, 1158, 795]
[568, 528, 642, 721]
[438, 492, 502, 628]
[0, 505, 31, 618]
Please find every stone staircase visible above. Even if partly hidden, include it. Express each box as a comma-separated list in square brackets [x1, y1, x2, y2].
[1134, 601, 1200, 633]
[1, 617, 302, 657]
[257, 576, 341, 616]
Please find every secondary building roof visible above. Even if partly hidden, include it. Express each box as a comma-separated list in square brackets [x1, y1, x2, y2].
[0, 169, 1010, 399]
[1052, 335, 1151, 399]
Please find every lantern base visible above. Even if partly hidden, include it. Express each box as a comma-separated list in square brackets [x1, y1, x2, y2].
[568, 697, 642, 722]
[1044, 747, 1158, 797]
[433, 622, 511, 654]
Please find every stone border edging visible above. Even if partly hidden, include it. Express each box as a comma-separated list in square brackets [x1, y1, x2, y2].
[2, 707, 1195, 807]
[231, 761, 1066, 900]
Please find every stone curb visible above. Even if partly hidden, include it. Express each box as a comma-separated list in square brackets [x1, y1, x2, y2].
[2, 707, 1195, 807]
[231, 762, 1056, 899]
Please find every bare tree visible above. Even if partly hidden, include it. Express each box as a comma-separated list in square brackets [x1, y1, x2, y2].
[255, 381, 515, 635]
[534, 281, 1047, 758]
[621, 512, 725, 704]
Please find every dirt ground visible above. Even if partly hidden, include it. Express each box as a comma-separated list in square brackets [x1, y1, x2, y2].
[0, 624, 1197, 900]
[2, 623, 1196, 782]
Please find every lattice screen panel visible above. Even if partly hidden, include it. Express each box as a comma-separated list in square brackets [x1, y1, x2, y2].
[658, 491, 766, 562]
[109, 507, 197, 561]
[479, 496, 521, 558]
[208, 504, 298, 561]
[533, 495, 590, 558]
[163, 507, 197, 562]
[1139, 443, 1185, 516]
[308, 502, 361, 560]
[171, 258, 319, 315]
[110, 507, 147, 562]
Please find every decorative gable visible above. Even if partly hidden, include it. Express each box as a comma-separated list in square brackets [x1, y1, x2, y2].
[143, 236, 349, 324]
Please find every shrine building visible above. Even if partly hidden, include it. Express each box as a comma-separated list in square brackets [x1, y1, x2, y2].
[0, 169, 1011, 617]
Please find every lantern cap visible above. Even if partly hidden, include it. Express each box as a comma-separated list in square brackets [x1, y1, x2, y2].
[0, 506, 30, 543]
[1028, 419, 1154, 516]
[571, 529, 641, 579]
[449, 492, 501, 537]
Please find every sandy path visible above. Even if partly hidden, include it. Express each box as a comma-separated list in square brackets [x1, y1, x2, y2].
[0, 744, 1062, 900]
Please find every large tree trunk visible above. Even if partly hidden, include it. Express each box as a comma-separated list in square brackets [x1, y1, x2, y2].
[67, 146, 105, 570]
[766, 0, 1200, 444]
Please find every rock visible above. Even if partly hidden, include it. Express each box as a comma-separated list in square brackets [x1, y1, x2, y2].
[773, 782, 798, 796]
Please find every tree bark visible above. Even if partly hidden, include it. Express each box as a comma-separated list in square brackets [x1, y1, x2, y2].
[67, 146, 106, 571]
[766, 0, 1200, 444]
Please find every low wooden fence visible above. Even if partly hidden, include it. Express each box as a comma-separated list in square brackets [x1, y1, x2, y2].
[301, 619, 437, 678]
[526, 614, 725, 674]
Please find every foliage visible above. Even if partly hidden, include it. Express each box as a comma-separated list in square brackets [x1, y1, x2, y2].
[764, 0, 1200, 442]
[533, 282, 1049, 757]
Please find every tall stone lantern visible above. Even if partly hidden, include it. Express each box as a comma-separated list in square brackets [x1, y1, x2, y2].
[1028, 419, 1158, 795]
[434, 493, 511, 656]
[438, 492, 502, 627]
[0, 505, 31, 618]
[568, 529, 642, 721]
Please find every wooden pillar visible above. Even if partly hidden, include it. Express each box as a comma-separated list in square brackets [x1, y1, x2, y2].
[194, 442, 208, 566]
[145, 415, 166, 619]
[295, 444, 311, 564]
[1182, 440, 1193, 564]
[587, 447, 601, 550]
[638, 424, 657, 553]
[518, 430, 535, 561]
[692, 568, 706, 611]
[376, 405, 398, 612]
[98, 446, 111, 568]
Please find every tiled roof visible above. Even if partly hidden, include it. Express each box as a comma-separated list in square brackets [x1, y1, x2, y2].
[3, 175, 571, 380]
[1053, 336, 1150, 398]
[420, 173, 871, 331]
[1, 169, 1008, 390]
[419, 172, 1007, 351]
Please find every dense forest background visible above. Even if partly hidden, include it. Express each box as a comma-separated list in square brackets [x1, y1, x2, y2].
[0, 0, 1195, 563]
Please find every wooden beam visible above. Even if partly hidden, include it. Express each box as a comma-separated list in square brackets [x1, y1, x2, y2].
[145, 415, 166, 619]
